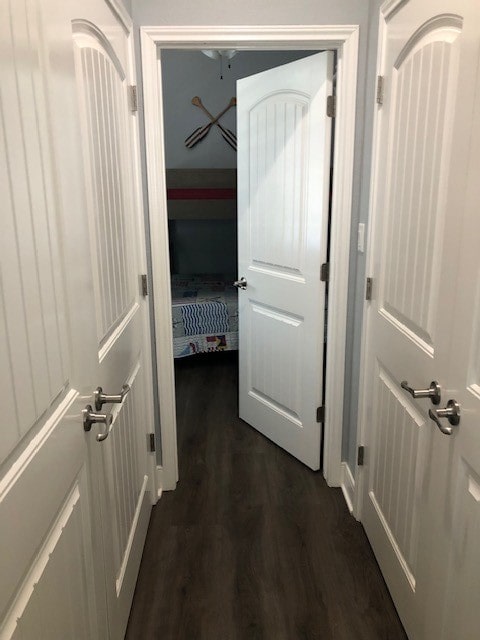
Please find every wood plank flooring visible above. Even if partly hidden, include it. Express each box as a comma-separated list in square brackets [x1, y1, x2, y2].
[126, 352, 407, 640]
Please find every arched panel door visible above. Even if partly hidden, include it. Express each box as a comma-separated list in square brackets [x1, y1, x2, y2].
[0, 1, 154, 638]
[361, 1, 480, 637]
[237, 52, 333, 471]
[72, 13, 153, 640]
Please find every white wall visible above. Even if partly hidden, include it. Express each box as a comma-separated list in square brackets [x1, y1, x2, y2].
[132, 0, 381, 475]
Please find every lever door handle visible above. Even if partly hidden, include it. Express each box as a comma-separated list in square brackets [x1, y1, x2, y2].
[233, 277, 247, 290]
[94, 384, 130, 411]
[401, 380, 441, 405]
[428, 399, 460, 435]
[82, 404, 113, 442]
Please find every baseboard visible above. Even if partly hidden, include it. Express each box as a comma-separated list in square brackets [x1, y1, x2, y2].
[341, 461, 355, 515]
[156, 464, 176, 497]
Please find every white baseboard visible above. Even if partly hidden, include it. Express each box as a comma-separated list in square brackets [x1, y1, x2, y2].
[156, 465, 163, 499]
[155, 464, 177, 498]
[341, 461, 355, 515]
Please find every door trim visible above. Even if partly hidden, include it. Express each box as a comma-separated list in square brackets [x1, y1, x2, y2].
[141, 25, 359, 491]
[354, 0, 409, 519]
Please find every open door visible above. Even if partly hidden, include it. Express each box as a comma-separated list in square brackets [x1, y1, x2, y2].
[236, 52, 333, 470]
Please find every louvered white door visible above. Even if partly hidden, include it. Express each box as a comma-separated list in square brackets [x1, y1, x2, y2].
[362, 1, 480, 637]
[71, 5, 153, 640]
[237, 53, 332, 470]
[0, 1, 153, 639]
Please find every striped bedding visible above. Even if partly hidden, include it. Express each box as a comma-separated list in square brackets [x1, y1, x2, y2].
[171, 275, 238, 358]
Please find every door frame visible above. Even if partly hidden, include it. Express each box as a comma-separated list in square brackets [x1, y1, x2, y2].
[140, 25, 359, 491]
[354, 0, 409, 520]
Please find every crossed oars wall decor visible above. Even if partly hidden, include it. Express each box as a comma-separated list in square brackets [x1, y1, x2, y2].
[185, 96, 237, 151]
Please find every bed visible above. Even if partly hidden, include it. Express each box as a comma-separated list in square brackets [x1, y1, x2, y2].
[171, 274, 239, 358]
[166, 169, 239, 358]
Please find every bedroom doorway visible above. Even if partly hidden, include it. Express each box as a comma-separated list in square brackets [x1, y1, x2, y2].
[162, 50, 333, 471]
[141, 26, 359, 494]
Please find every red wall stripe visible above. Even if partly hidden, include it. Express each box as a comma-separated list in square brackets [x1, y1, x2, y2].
[167, 187, 237, 200]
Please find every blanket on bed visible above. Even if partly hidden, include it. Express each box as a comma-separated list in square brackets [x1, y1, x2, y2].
[171, 275, 238, 358]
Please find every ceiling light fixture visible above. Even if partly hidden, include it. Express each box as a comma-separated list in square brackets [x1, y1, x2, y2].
[201, 49, 238, 79]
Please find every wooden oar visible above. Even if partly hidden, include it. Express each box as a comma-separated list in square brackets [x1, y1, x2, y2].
[192, 96, 237, 151]
[185, 97, 236, 148]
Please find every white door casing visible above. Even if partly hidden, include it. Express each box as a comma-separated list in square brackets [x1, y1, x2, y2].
[358, 0, 480, 637]
[0, 0, 154, 638]
[237, 52, 333, 470]
[140, 26, 358, 491]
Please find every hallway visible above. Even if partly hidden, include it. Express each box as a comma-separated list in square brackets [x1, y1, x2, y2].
[126, 353, 407, 639]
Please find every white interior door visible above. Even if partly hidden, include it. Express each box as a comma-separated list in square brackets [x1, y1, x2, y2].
[0, 1, 104, 637]
[423, 27, 480, 639]
[71, 3, 154, 639]
[361, 0, 480, 637]
[237, 53, 333, 470]
[0, 1, 154, 638]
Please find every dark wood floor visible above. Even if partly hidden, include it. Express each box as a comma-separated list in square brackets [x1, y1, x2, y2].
[126, 352, 407, 640]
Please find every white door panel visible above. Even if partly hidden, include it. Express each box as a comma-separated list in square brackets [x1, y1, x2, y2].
[72, 6, 152, 640]
[237, 53, 332, 470]
[363, 1, 480, 638]
[427, 38, 480, 637]
[0, 0, 152, 638]
[0, 0, 101, 636]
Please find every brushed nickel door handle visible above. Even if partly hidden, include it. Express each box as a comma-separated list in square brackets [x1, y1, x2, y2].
[428, 399, 460, 435]
[82, 405, 113, 442]
[233, 277, 247, 290]
[94, 384, 130, 411]
[401, 380, 441, 405]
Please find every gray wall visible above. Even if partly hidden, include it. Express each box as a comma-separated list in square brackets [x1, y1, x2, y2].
[132, 0, 382, 476]
[162, 50, 311, 276]
[161, 50, 310, 169]
[341, 0, 382, 472]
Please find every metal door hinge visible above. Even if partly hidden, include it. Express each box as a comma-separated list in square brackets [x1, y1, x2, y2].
[365, 277, 373, 301]
[326, 95, 336, 118]
[128, 85, 138, 112]
[148, 433, 156, 452]
[316, 405, 325, 423]
[357, 445, 365, 466]
[320, 262, 330, 282]
[376, 76, 384, 105]
[141, 274, 148, 296]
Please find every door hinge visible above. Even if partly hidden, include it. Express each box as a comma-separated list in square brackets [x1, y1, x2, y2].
[376, 76, 384, 105]
[357, 445, 365, 466]
[326, 94, 336, 118]
[148, 433, 156, 452]
[128, 85, 138, 112]
[320, 262, 330, 282]
[316, 405, 325, 423]
[365, 277, 373, 301]
[141, 274, 148, 296]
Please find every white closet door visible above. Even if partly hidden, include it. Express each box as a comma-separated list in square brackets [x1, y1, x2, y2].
[72, 9, 153, 637]
[0, 0, 103, 637]
[0, 1, 154, 638]
[361, 0, 480, 637]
